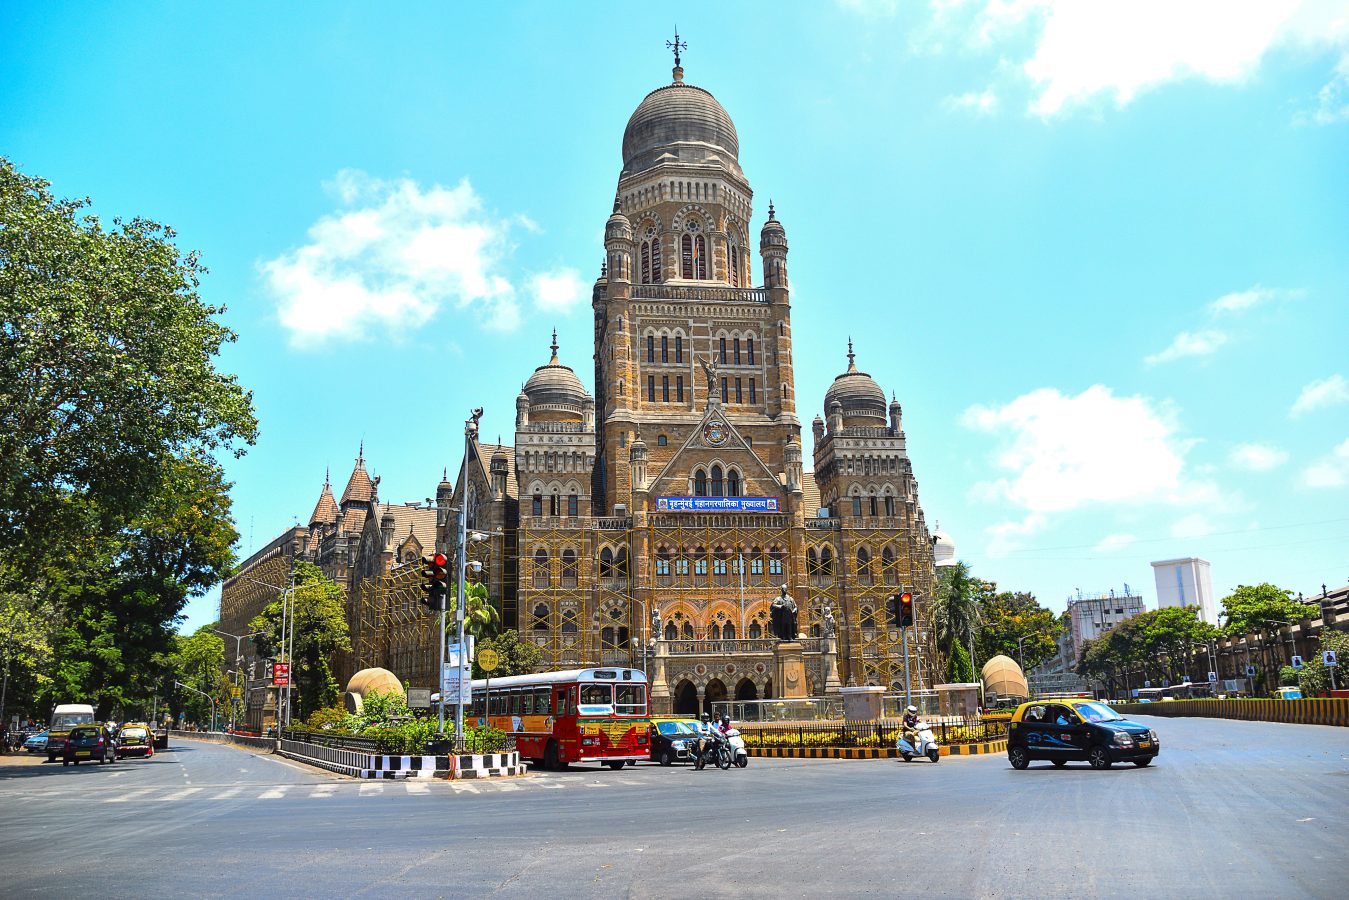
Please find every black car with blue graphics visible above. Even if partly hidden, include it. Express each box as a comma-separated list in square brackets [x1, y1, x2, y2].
[1006, 699, 1159, 770]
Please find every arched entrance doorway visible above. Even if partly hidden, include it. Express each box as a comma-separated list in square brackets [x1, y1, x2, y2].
[734, 677, 758, 701]
[673, 680, 699, 716]
[703, 678, 727, 717]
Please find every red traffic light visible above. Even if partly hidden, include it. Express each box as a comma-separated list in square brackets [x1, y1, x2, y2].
[432, 552, 448, 567]
[900, 592, 912, 606]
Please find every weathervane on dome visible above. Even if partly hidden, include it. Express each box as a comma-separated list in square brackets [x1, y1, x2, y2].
[666, 27, 687, 68]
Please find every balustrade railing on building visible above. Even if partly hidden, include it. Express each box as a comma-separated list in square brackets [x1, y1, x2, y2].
[631, 284, 768, 304]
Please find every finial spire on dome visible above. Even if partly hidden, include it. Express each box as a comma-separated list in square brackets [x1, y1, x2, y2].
[666, 26, 687, 81]
[549, 328, 559, 364]
[324, 465, 330, 488]
[600, 257, 608, 276]
[768, 199, 776, 221]
[846, 337, 857, 373]
[357, 440, 364, 464]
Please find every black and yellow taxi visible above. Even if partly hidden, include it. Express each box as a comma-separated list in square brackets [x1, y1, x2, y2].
[62, 724, 117, 766]
[115, 722, 155, 759]
[1006, 698, 1159, 770]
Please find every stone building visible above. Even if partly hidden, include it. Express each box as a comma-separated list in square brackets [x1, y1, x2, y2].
[228, 56, 944, 720]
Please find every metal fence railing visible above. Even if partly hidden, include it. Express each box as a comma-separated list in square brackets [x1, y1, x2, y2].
[738, 718, 1006, 750]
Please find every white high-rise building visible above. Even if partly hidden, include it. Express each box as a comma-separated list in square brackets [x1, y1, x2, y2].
[1151, 557, 1217, 625]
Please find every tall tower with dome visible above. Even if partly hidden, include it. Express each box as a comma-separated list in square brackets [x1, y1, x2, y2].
[337, 44, 942, 715]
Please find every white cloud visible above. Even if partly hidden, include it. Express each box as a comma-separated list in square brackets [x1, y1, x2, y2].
[528, 268, 587, 313]
[1302, 437, 1349, 487]
[1144, 329, 1228, 365]
[895, 0, 1349, 119]
[262, 170, 536, 346]
[1207, 285, 1303, 314]
[1093, 533, 1137, 553]
[1229, 443, 1290, 471]
[946, 88, 1000, 113]
[1290, 374, 1349, 418]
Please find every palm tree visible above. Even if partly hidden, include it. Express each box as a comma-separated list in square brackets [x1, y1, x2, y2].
[933, 561, 981, 661]
[461, 582, 499, 640]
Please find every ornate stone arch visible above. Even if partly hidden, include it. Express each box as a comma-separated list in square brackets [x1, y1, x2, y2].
[671, 203, 714, 232]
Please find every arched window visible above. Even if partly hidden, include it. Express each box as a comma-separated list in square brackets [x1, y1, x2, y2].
[601, 626, 616, 649]
[708, 623, 721, 640]
[869, 494, 879, 518]
[561, 548, 578, 587]
[532, 549, 549, 588]
[857, 547, 872, 585]
[664, 621, 678, 641]
[694, 469, 708, 496]
[599, 547, 614, 578]
[711, 465, 723, 496]
[730, 244, 740, 286]
[749, 620, 762, 639]
[726, 469, 740, 497]
[695, 235, 707, 279]
[614, 547, 629, 578]
[723, 622, 736, 640]
[694, 547, 708, 577]
[882, 546, 898, 584]
[681, 621, 694, 640]
[861, 606, 876, 629]
[681, 233, 694, 279]
[640, 241, 651, 284]
[532, 603, 550, 631]
[821, 547, 834, 578]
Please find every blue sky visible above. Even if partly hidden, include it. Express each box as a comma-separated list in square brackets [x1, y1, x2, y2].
[4, 1, 1346, 633]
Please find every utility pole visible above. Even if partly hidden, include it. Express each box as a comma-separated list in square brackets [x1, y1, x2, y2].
[453, 408, 483, 751]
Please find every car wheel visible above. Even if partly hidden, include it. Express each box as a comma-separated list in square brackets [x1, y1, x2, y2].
[1052, 759, 1067, 768]
[62, 760, 69, 767]
[659, 749, 672, 766]
[544, 740, 566, 771]
[1088, 746, 1113, 770]
[1008, 745, 1030, 770]
[1133, 758, 1152, 768]
[604, 760, 625, 770]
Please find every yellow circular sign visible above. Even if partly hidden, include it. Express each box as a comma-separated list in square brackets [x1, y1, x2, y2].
[477, 648, 500, 672]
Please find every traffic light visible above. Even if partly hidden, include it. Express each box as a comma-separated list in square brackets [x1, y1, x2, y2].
[420, 552, 449, 610]
[889, 591, 914, 628]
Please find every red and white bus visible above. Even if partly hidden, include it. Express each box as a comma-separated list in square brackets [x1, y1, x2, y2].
[470, 668, 650, 769]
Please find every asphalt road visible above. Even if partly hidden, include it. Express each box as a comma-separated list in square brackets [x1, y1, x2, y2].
[0, 716, 1345, 898]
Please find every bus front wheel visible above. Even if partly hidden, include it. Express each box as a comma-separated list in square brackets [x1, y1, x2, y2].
[544, 740, 565, 771]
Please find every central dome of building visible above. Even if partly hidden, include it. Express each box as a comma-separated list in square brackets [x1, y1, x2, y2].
[522, 332, 591, 424]
[621, 68, 743, 181]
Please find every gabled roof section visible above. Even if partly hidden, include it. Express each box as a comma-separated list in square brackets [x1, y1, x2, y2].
[476, 441, 518, 499]
[385, 503, 438, 555]
[646, 406, 785, 500]
[340, 443, 376, 505]
[801, 471, 822, 514]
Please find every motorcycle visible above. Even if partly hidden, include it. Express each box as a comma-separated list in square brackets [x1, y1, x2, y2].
[897, 721, 941, 763]
[692, 728, 735, 770]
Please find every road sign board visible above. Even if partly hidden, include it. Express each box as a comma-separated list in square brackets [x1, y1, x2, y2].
[1291, 655, 1303, 669]
[1325, 650, 1338, 668]
[1207, 671, 1218, 683]
[477, 648, 500, 673]
[1245, 665, 1257, 677]
[441, 645, 472, 704]
[229, 685, 241, 698]
[272, 662, 290, 686]
[1144, 680, 1151, 689]
[406, 688, 431, 709]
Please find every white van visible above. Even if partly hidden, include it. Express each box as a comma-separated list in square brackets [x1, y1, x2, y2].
[47, 703, 96, 762]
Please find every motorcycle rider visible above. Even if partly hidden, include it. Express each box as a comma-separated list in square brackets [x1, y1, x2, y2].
[901, 705, 921, 751]
[718, 714, 732, 734]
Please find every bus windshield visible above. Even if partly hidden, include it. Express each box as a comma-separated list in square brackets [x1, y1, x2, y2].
[615, 684, 646, 716]
[51, 712, 94, 730]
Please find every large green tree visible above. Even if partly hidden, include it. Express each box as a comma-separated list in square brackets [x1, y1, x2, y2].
[249, 561, 351, 720]
[975, 590, 1058, 672]
[167, 623, 226, 726]
[0, 159, 256, 574]
[1076, 606, 1218, 695]
[1219, 583, 1306, 635]
[471, 628, 541, 679]
[1297, 631, 1349, 697]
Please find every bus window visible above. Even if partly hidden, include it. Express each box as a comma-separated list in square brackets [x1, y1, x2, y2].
[509, 691, 522, 717]
[555, 688, 566, 716]
[568, 687, 577, 717]
[491, 692, 507, 717]
[534, 688, 549, 715]
[615, 684, 646, 716]
[579, 684, 613, 707]
[471, 694, 485, 718]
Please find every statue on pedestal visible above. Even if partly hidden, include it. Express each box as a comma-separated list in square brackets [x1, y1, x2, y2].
[821, 600, 836, 639]
[770, 584, 799, 642]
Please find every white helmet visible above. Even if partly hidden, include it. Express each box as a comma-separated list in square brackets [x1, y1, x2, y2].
[907, 705, 917, 713]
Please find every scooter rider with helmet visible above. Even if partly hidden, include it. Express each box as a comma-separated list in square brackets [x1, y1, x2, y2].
[902, 705, 921, 751]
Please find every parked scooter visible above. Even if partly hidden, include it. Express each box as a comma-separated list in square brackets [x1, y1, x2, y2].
[897, 721, 941, 763]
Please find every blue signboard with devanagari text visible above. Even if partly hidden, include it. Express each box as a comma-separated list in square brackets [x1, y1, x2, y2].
[655, 497, 779, 512]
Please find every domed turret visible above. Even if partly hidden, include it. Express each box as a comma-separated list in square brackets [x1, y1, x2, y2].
[522, 330, 591, 424]
[604, 199, 633, 282]
[823, 339, 887, 427]
[760, 201, 788, 289]
[933, 526, 956, 567]
[621, 65, 743, 181]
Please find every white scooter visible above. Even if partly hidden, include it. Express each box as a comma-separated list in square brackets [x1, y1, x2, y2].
[897, 721, 940, 763]
[724, 728, 748, 768]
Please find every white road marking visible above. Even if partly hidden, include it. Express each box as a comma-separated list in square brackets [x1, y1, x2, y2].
[405, 781, 430, 795]
[493, 781, 520, 792]
[106, 789, 156, 803]
[358, 782, 384, 796]
[449, 782, 480, 794]
[210, 787, 242, 800]
[310, 785, 337, 798]
[156, 787, 203, 802]
[258, 787, 288, 800]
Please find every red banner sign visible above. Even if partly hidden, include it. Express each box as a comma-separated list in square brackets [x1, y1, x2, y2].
[272, 663, 290, 686]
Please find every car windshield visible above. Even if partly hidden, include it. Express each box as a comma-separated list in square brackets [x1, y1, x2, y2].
[1075, 702, 1123, 723]
[51, 713, 93, 729]
[656, 722, 682, 735]
[122, 728, 148, 739]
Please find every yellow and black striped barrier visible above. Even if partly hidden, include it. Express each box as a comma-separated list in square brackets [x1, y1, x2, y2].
[1116, 698, 1349, 727]
[748, 738, 1007, 760]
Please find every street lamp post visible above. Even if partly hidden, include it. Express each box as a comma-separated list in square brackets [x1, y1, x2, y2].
[175, 680, 217, 733]
[450, 408, 484, 751]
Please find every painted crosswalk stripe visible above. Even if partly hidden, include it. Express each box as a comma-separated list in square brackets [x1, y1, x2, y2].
[210, 787, 243, 800]
[258, 787, 288, 800]
[309, 786, 337, 799]
[358, 782, 384, 796]
[448, 782, 480, 794]
[106, 789, 157, 803]
[156, 787, 203, 802]
[405, 781, 430, 795]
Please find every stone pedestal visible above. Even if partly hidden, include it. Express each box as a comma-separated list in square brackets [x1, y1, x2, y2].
[650, 640, 671, 715]
[840, 685, 885, 722]
[935, 683, 982, 719]
[773, 641, 809, 699]
[822, 636, 843, 694]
